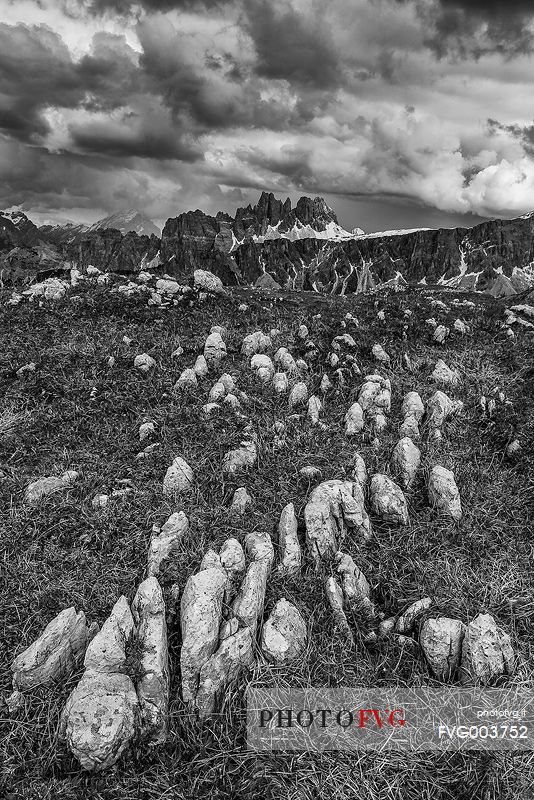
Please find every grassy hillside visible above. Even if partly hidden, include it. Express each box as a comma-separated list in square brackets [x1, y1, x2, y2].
[1, 277, 533, 799]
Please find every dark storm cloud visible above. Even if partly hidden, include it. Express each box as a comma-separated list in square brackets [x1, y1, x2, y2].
[394, 0, 534, 58]
[70, 0, 231, 14]
[244, 0, 341, 88]
[69, 116, 202, 160]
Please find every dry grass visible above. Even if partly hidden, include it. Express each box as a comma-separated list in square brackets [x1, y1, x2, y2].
[0, 280, 533, 799]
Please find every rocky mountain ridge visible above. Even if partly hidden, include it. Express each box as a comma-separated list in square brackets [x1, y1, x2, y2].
[1, 193, 534, 297]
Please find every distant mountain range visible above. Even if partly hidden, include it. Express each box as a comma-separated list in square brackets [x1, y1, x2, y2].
[1, 194, 533, 296]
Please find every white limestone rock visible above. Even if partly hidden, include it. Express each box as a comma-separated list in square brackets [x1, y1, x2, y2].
[433, 325, 449, 344]
[193, 355, 208, 378]
[320, 374, 333, 392]
[277, 502, 301, 576]
[344, 402, 364, 435]
[453, 319, 468, 335]
[272, 372, 289, 393]
[428, 465, 462, 521]
[304, 479, 372, 563]
[260, 599, 307, 664]
[298, 324, 309, 340]
[25, 470, 78, 505]
[369, 474, 409, 525]
[134, 354, 156, 373]
[180, 568, 226, 703]
[241, 331, 271, 357]
[431, 359, 460, 387]
[288, 381, 308, 409]
[195, 626, 254, 718]
[202, 403, 220, 417]
[131, 578, 169, 744]
[162, 457, 193, 498]
[395, 597, 432, 634]
[426, 391, 463, 429]
[219, 373, 235, 392]
[307, 395, 322, 425]
[204, 332, 227, 368]
[390, 437, 421, 490]
[12, 607, 92, 691]
[222, 439, 257, 475]
[399, 414, 420, 441]
[420, 617, 465, 681]
[460, 614, 514, 685]
[251, 354, 275, 381]
[139, 422, 155, 441]
[194, 269, 224, 294]
[208, 381, 227, 402]
[274, 347, 298, 374]
[325, 577, 354, 645]
[174, 368, 197, 391]
[232, 560, 270, 636]
[92, 494, 109, 509]
[147, 511, 189, 578]
[231, 487, 253, 515]
[351, 454, 368, 486]
[401, 391, 424, 422]
[335, 551, 376, 620]
[156, 279, 181, 296]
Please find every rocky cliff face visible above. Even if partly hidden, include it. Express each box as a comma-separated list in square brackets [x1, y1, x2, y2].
[2, 194, 534, 294]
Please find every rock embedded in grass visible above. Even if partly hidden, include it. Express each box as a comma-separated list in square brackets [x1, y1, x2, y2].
[204, 331, 227, 368]
[272, 372, 289, 393]
[431, 359, 460, 387]
[131, 578, 170, 745]
[193, 355, 208, 378]
[25, 470, 78, 504]
[419, 617, 465, 681]
[344, 402, 364, 435]
[351, 454, 368, 486]
[134, 353, 156, 373]
[372, 344, 390, 365]
[162, 457, 193, 498]
[335, 551, 376, 621]
[307, 395, 322, 425]
[250, 353, 275, 381]
[260, 599, 307, 664]
[288, 381, 308, 409]
[369, 474, 409, 525]
[222, 438, 257, 475]
[12, 607, 94, 691]
[390, 437, 421, 490]
[300, 465, 322, 481]
[196, 626, 254, 718]
[395, 597, 432, 635]
[180, 567, 227, 703]
[147, 511, 189, 578]
[325, 577, 354, 645]
[401, 391, 424, 422]
[193, 269, 225, 294]
[428, 465, 462, 521]
[426, 390, 463, 430]
[60, 596, 138, 772]
[459, 614, 515, 685]
[304, 479, 372, 562]
[230, 487, 253, 515]
[277, 502, 301, 575]
[274, 347, 298, 374]
[241, 331, 271, 357]
[139, 422, 155, 441]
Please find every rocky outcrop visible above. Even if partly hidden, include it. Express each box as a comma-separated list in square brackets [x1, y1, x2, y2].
[12, 607, 94, 690]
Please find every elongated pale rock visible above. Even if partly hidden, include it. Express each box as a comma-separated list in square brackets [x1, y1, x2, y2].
[242, 331, 271, 357]
[245, 531, 274, 567]
[196, 627, 255, 717]
[131, 578, 169, 744]
[260, 599, 307, 664]
[180, 568, 226, 703]
[420, 617, 465, 681]
[370, 474, 409, 525]
[12, 607, 91, 690]
[232, 561, 270, 636]
[147, 511, 189, 578]
[460, 614, 515, 685]
[304, 479, 371, 563]
[288, 381, 308, 409]
[335, 552, 376, 620]
[401, 391, 424, 422]
[351, 454, 368, 486]
[325, 577, 354, 645]
[220, 538, 246, 602]
[25, 470, 78, 505]
[193, 355, 208, 378]
[307, 395, 322, 425]
[61, 597, 137, 772]
[345, 402, 364, 435]
[204, 332, 227, 368]
[391, 437, 421, 490]
[395, 597, 432, 634]
[163, 457, 193, 498]
[428, 466, 462, 521]
[432, 359, 460, 387]
[222, 439, 257, 474]
[278, 503, 301, 575]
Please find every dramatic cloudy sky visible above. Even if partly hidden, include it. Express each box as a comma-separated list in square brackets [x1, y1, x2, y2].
[2, 0, 534, 232]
